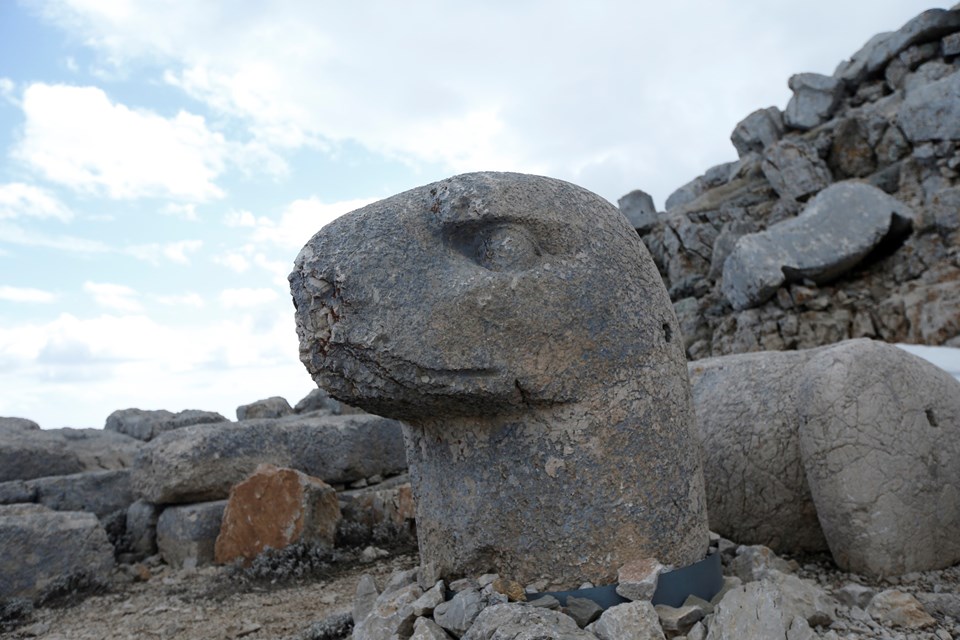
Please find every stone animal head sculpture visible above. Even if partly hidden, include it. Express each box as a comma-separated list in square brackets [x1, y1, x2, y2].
[290, 172, 708, 588]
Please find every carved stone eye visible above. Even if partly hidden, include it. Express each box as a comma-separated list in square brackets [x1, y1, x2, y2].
[476, 225, 540, 272]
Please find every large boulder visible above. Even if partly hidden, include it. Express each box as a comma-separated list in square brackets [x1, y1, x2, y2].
[0, 504, 115, 602]
[236, 396, 293, 421]
[156, 500, 226, 569]
[214, 464, 341, 566]
[798, 339, 960, 575]
[722, 181, 914, 310]
[291, 172, 708, 589]
[133, 413, 407, 504]
[0, 426, 140, 483]
[105, 408, 228, 441]
[0, 469, 134, 518]
[897, 70, 960, 142]
[690, 338, 960, 576]
[783, 73, 844, 130]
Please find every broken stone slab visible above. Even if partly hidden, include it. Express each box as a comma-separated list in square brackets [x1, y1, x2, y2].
[760, 139, 831, 201]
[434, 588, 494, 637]
[156, 500, 226, 569]
[337, 479, 416, 545]
[665, 175, 707, 211]
[411, 617, 453, 640]
[133, 413, 406, 504]
[0, 505, 115, 602]
[291, 172, 709, 589]
[462, 604, 596, 640]
[353, 581, 423, 640]
[586, 600, 665, 640]
[616, 557, 667, 602]
[722, 181, 914, 310]
[730, 107, 784, 157]
[867, 589, 936, 629]
[0, 469, 134, 518]
[0, 425, 140, 483]
[783, 73, 845, 130]
[798, 339, 960, 576]
[897, 71, 960, 142]
[835, 8, 960, 83]
[105, 408, 228, 442]
[617, 189, 659, 233]
[688, 349, 829, 554]
[236, 396, 293, 421]
[214, 464, 340, 566]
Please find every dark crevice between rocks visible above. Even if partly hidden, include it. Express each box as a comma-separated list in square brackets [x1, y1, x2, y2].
[856, 213, 914, 273]
[926, 408, 939, 427]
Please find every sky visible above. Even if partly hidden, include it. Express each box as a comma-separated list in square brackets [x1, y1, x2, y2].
[0, 0, 951, 429]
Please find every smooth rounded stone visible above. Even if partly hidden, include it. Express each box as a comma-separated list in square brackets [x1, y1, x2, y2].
[564, 596, 603, 628]
[462, 603, 596, 640]
[156, 500, 227, 569]
[0, 506, 115, 601]
[784, 73, 845, 131]
[897, 71, 960, 142]
[798, 339, 960, 576]
[730, 107, 784, 157]
[0, 469, 134, 518]
[722, 181, 914, 310]
[236, 396, 293, 421]
[586, 601, 665, 640]
[867, 590, 936, 629]
[133, 413, 406, 504]
[760, 139, 831, 201]
[290, 172, 708, 589]
[105, 408, 228, 441]
[688, 349, 829, 553]
[214, 464, 340, 566]
[617, 189, 659, 233]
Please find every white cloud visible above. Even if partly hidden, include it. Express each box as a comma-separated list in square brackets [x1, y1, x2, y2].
[125, 239, 203, 265]
[223, 209, 269, 228]
[0, 183, 73, 221]
[155, 292, 205, 308]
[213, 251, 251, 273]
[0, 221, 110, 253]
[161, 202, 198, 221]
[0, 286, 56, 303]
[83, 281, 142, 312]
[163, 239, 203, 264]
[14, 83, 232, 201]
[253, 197, 374, 250]
[0, 77, 15, 105]
[219, 287, 280, 309]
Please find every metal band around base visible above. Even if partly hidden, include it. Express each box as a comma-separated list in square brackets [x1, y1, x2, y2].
[535, 552, 723, 610]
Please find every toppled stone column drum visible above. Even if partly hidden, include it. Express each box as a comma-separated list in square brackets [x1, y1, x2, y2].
[290, 172, 708, 588]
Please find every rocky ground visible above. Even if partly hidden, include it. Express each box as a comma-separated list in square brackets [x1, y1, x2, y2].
[3, 542, 959, 640]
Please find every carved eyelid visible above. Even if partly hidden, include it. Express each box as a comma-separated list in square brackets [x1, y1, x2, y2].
[441, 217, 574, 266]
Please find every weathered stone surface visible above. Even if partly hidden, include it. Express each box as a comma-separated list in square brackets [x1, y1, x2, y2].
[565, 596, 603, 628]
[897, 71, 960, 142]
[0, 506, 114, 602]
[730, 107, 784, 157]
[616, 557, 666, 602]
[618, 189, 659, 232]
[0, 469, 134, 518]
[722, 181, 913, 310]
[0, 417, 39, 431]
[587, 601, 665, 640]
[944, 31, 960, 56]
[412, 580, 446, 617]
[125, 499, 160, 559]
[760, 139, 831, 200]
[798, 339, 960, 575]
[338, 479, 416, 545]
[729, 545, 796, 583]
[655, 603, 704, 634]
[462, 604, 595, 640]
[834, 583, 876, 610]
[353, 582, 423, 640]
[411, 617, 453, 640]
[688, 350, 828, 553]
[293, 388, 357, 415]
[828, 118, 877, 178]
[291, 172, 708, 589]
[353, 573, 380, 624]
[236, 396, 293, 421]
[784, 73, 845, 130]
[105, 408, 228, 441]
[133, 413, 406, 504]
[0, 426, 140, 483]
[916, 592, 960, 619]
[665, 176, 707, 211]
[156, 500, 226, 568]
[867, 589, 936, 629]
[434, 588, 491, 637]
[214, 464, 340, 565]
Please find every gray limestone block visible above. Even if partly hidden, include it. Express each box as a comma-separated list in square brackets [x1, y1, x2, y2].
[105, 408, 228, 441]
[411, 617, 453, 640]
[462, 604, 595, 640]
[290, 172, 708, 589]
[0, 417, 40, 431]
[133, 413, 407, 504]
[156, 500, 226, 569]
[760, 139, 832, 201]
[897, 71, 960, 142]
[665, 175, 707, 211]
[0, 506, 115, 601]
[730, 107, 784, 157]
[126, 499, 160, 558]
[617, 189, 659, 232]
[721, 181, 913, 310]
[688, 350, 828, 554]
[293, 388, 355, 415]
[0, 427, 83, 482]
[587, 601, 665, 640]
[236, 396, 294, 421]
[53, 427, 142, 473]
[0, 469, 134, 518]
[353, 581, 423, 640]
[706, 574, 834, 640]
[835, 8, 960, 83]
[943, 31, 960, 56]
[797, 339, 960, 576]
[784, 73, 845, 130]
